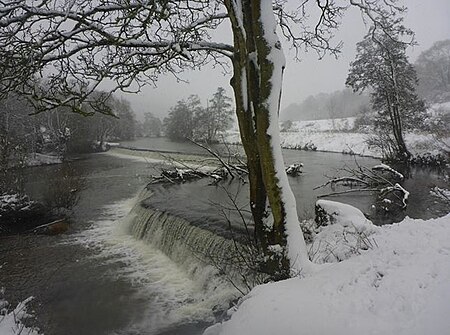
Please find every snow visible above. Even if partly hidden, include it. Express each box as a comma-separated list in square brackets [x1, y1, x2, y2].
[224, 116, 449, 159]
[372, 163, 404, 179]
[0, 194, 35, 213]
[0, 194, 21, 208]
[259, 0, 311, 274]
[315, 199, 373, 229]
[290, 118, 356, 132]
[205, 212, 450, 335]
[0, 296, 39, 335]
[309, 200, 379, 264]
[431, 187, 450, 202]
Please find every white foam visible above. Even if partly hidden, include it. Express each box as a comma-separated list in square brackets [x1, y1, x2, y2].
[65, 194, 237, 333]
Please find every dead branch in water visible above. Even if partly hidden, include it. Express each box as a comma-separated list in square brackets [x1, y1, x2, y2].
[315, 161, 410, 211]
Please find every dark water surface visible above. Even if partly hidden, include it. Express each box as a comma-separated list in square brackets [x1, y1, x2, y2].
[1, 138, 448, 335]
[127, 138, 449, 226]
[1, 154, 217, 335]
[1, 155, 152, 334]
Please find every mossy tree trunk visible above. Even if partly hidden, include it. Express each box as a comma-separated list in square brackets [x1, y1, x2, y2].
[225, 0, 309, 279]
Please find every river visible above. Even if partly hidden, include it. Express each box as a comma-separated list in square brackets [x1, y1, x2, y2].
[0, 137, 448, 335]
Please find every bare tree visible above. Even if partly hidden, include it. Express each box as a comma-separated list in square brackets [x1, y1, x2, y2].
[0, 0, 407, 278]
[195, 87, 233, 143]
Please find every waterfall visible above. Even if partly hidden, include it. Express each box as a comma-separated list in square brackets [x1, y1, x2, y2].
[125, 188, 252, 292]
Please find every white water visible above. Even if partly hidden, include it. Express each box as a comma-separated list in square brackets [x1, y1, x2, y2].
[66, 191, 239, 334]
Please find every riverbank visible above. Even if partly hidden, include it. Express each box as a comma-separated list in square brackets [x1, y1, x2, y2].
[224, 116, 449, 160]
[206, 212, 450, 335]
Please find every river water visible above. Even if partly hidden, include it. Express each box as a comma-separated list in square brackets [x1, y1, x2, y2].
[1, 138, 448, 335]
[122, 138, 449, 225]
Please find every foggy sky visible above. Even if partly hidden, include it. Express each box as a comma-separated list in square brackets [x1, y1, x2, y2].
[117, 0, 450, 120]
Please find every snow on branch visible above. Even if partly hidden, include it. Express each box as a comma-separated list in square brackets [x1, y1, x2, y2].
[0, 0, 233, 111]
[313, 176, 369, 190]
[372, 163, 404, 180]
[380, 183, 409, 209]
[315, 161, 410, 211]
[285, 163, 303, 176]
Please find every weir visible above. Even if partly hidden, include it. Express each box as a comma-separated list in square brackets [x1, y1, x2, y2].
[126, 188, 248, 280]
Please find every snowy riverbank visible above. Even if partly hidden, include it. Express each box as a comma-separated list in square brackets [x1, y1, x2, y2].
[206, 211, 450, 335]
[224, 116, 449, 159]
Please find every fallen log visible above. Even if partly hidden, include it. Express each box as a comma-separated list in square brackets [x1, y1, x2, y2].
[30, 219, 69, 235]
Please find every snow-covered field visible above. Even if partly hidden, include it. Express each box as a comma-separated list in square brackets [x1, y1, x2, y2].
[206, 208, 450, 335]
[225, 116, 449, 158]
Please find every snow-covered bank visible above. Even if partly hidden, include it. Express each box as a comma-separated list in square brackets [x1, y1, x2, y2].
[225, 116, 449, 159]
[205, 213, 450, 335]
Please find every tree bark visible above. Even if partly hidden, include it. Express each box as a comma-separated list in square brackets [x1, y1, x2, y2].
[225, 0, 309, 279]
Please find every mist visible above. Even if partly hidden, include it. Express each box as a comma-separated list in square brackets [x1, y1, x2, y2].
[116, 0, 450, 121]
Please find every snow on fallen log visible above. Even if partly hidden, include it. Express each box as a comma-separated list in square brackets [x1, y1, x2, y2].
[313, 176, 369, 190]
[285, 163, 303, 176]
[315, 199, 373, 229]
[380, 183, 410, 208]
[372, 163, 404, 180]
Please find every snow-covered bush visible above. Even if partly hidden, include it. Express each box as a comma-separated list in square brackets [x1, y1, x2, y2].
[0, 292, 39, 335]
[0, 194, 48, 234]
[310, 200, 379, 263]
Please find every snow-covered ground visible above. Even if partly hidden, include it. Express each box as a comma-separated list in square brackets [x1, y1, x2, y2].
[206, 206, 450, 335]
[225, 116, 449, 159]
[0, 294, 39, 335]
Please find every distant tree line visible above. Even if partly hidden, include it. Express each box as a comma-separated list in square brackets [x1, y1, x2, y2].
[415, 39, 450, 104]
[281, 88, 370, 122]
[283, 38, 450, 124]
[163, 87, 233, 143]
[0, 92, 138, 168]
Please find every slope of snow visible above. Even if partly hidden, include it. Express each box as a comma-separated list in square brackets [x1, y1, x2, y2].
[0, 296, 39, 335]
[205, 213, 450, 335]
[290, 118, 356, 132]
[225, 116, 448, 158]
[280, 131, 381, 156]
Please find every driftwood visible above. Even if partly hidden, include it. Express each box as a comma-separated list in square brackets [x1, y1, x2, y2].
[148, 141, 303, 186]
[29, 219, 69, 235]
[149, 168, 209, 184]
[286, 163, 303, 176]
[315, 162, 410, 210]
